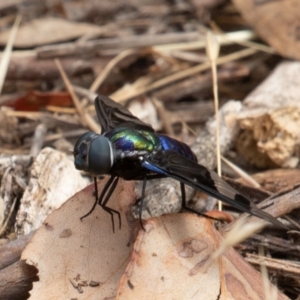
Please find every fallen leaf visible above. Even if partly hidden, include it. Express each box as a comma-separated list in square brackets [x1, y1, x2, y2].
[233, 0, 300, 60]
[118, 214, 288, 300]
[8, 90, 72, 111]
[21, 178, 138, 300]
[0, 17, 103, 48]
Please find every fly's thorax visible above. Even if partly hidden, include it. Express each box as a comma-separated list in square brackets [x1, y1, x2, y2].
[105, 128, 160, 153]
[73, 132, 114, 175]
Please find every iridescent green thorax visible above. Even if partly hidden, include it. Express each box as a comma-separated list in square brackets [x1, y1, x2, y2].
[104, 128, 160, 153]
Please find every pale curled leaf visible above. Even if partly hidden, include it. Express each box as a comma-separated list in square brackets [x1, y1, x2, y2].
[21, 179, 138, 300]
[117, 214, 288, 300]
[0, 17, 103, 48]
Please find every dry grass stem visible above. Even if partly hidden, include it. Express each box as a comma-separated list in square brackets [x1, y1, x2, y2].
[181, 121, 197, 137]
[152, 97, 174, 136]
[90, 49, 144, 93]
[221, 156, 261, 188]
[211, 217, 265, 262]
[0, 15, 21, 95]
[55, 59, 100, 133]
[259, 247, 279, 300]
[206, 31, 222, 211]
[111, 48, 258, 103]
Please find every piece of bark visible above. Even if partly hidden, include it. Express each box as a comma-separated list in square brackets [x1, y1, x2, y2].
[0, 231, 34, 270]
[236, 61, 300, 168]
[245, 253, 300, 279]
[15, 147, 88, 236]
[0, 259, 37, 300]
[0, 155, 32, 237]
[243, 234, 300, 260]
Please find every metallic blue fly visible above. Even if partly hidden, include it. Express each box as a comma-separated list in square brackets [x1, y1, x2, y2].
[73, 95, 285, 231]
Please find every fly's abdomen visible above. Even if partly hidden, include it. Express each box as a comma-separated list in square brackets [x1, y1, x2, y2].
[158, 135, 197, 162]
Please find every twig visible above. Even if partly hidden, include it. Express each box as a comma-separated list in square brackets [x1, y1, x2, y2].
[55, 59, 100, 133]
[152, 97, 174, 136]
[90, 49, 146, 92]
[36, 30, 255, 58]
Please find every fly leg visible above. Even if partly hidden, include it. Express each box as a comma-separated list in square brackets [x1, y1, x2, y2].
[100, 176, 120, 232]
[80, 176, 115, 221]
[135, 174, 166, 231]
[138, 177, 147, 231]
[180, 182, 219, 222]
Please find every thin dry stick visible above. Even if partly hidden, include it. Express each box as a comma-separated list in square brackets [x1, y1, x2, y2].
[111, 48, 257, 102]
[153, 30, 255, 52]
[4, 110, 42, 119]
[81, 49, 144, 127]
[55, 59, 100, 133]
[90, 48, 145, 93]
[206, 31, 222, 211]
[0, 195, 17, 236]
[0, 15, 21, 95]
[46, 105, 78, 114]
[221, 156, 261, 188]
[78, 50, 147, 132]
[180, 121, 197, 137]
[152, 97, 174, 136]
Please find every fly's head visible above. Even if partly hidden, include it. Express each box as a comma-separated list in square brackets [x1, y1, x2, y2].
[73, 132, 114, 175]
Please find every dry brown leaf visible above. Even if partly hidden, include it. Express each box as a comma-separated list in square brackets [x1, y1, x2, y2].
[21, 178, 138, 300]
[117, 214, 288, 300]
[0, 17, 102, 48]
[232, 0, 300, 60]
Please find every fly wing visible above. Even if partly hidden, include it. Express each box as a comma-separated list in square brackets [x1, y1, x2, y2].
[145, 150, 285, 228]
[95, 95, 154, 133]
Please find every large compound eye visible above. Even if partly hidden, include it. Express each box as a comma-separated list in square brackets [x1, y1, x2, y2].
[88, 136, 113, 175]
